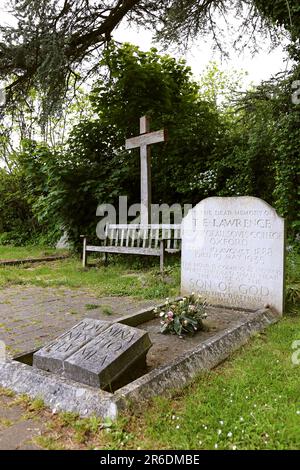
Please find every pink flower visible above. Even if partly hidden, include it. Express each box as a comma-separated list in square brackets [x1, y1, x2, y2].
[167, 311, 174, 319]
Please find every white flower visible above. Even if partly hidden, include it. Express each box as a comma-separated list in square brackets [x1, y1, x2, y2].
[172, 415, 176, 420]
[176, 425, 180, 429]
[227, 432, 233, 438]
[240, 417, 244, 422]
[214, 444, 218, 449]
[217, 429, 222, 435]
[159, 312, 165, 317]
[232, 445, 237, 450]
[219, 420, 224, 426]
[296, 411, 300, 415]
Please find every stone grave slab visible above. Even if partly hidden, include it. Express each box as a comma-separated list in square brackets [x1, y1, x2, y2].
[181, 197, 285, 314]
[33, 319, 152, 390]
[33, 318, 112, 374]
[63, 323, 152, 389]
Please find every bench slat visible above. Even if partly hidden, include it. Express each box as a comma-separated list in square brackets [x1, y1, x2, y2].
[86, 246, 161, 256]
[131, 228, 136, 247]
[155, 228, 159, 249]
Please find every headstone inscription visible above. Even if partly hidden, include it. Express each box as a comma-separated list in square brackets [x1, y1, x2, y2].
[33, 319, 112, 374]
[33, 319, 152, 390]
[181, 197, 285, 315]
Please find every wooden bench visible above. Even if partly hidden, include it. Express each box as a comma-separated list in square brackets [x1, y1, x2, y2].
[81, 224, 181, 273]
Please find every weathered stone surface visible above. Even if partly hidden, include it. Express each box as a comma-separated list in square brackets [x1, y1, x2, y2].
[63, 323, 152, 389]
[181, 197, 285, 314]
[33, 319, 112, 374]
[0, 360, 118, 419]
[33, 320, 152, 390]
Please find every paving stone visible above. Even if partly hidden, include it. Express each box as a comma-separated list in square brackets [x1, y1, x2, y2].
[0, 286, 156, 357]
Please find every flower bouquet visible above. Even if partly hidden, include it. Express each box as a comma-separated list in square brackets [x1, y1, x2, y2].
[155, 294, 208, 338]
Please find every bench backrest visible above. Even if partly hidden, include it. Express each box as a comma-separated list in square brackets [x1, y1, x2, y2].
[105, 224, 181, 250]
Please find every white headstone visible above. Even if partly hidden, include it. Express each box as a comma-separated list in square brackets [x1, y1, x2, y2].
[181, 197, 285, 315]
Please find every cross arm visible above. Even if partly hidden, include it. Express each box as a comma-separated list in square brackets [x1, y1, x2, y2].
[125, 129, 167, 150]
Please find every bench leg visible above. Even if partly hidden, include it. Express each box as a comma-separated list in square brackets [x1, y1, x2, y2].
[160, 240, 165, 274]
[82, 237, 87, 268]
[104, 252, 108, 266]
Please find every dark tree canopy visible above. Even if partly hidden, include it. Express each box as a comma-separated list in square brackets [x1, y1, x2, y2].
[0, 0, 299, 114]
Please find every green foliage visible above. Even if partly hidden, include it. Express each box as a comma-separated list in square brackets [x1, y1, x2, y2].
[207, 64, 300, 235]
[254, 0, 300, 58]
[2, 0, 299, 114]
[0, 167, 37, 245]
[2, 43, 298, 246]
[286, 250, 300, 316]
[25, 43, 222, 245]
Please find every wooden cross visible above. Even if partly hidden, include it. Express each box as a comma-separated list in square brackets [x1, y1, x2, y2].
[125, 116, 167, 226]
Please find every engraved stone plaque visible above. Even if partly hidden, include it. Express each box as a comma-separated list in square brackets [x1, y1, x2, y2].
[33, 320, 152, 390]
[33, 319, 112, 374]
[181, 197, 285, 314]
[64, 323, 152, 389]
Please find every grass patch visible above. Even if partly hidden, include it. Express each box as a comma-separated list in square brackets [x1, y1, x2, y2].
[0, 245, 69, 261]
[85, 304, 100, 311]
[0, 418, 12, 428]
[0, 255, 180, 300]
[0, 387, 15, 398]
[102, 306, 115, 316]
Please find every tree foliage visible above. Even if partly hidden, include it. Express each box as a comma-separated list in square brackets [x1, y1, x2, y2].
[0, 0, 299, 114]
[22, 43, 223, 245]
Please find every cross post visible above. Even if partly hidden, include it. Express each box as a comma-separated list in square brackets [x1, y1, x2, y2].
[125, 116, 167, 226]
